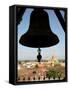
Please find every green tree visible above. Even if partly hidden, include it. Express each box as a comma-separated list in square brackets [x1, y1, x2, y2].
[57, 72, 62, 80]
[46, 69, 58, 79]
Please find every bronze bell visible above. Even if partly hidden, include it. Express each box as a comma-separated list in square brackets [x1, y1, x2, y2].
[19, 9, 59, 62]
[19, 9, 59, 48]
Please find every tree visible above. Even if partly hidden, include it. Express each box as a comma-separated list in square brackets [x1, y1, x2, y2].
[46, 69, 58, 80]
[57, 72, 62, 80]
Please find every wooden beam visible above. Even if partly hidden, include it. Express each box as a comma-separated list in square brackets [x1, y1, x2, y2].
[54, 10, 66, 33]
[16, 8, 26, 25]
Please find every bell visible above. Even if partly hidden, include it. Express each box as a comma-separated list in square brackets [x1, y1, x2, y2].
[19, 9, 59, 62]
[19, 9, 59, 48]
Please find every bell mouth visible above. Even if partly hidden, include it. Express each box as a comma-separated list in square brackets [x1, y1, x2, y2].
[19, 33, 59, 48]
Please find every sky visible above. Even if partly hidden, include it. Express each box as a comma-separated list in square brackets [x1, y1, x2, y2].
[17, 8, 65, 61]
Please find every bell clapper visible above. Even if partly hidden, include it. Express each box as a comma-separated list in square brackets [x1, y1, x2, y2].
[37, 48, 42, 63]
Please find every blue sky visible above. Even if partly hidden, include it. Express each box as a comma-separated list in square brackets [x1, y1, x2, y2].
[18, 8, 65, 61]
